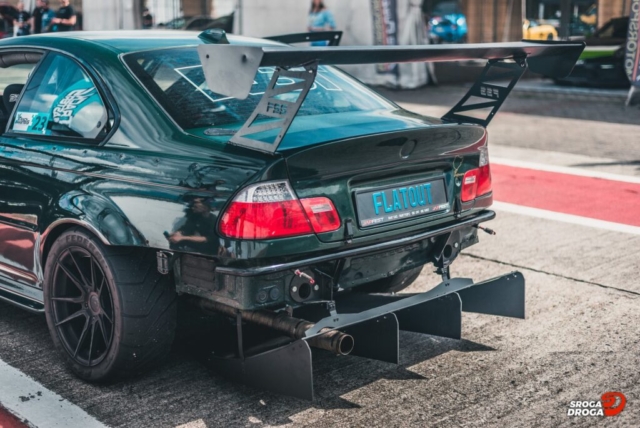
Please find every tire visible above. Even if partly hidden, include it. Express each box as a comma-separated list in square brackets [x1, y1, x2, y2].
[359, 266, 424, 293]
[546, 33, 553, 40]
[43, 228, 177, 382]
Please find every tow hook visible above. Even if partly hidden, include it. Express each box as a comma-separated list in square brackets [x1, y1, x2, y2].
[475, 224, 497, 235]
[294, 269, 316, 285]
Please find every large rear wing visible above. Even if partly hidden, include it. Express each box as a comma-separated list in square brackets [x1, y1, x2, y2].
[197, 40, 584, 154]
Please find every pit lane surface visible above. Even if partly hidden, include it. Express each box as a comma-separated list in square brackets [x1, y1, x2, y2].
[1, 86, 639, 427]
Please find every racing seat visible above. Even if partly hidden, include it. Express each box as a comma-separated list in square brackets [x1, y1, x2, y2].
[3, 84, 24, 115]
[0, 84, 24, 132]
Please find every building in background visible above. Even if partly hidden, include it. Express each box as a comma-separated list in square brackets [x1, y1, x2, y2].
[0, 0, 630, 36]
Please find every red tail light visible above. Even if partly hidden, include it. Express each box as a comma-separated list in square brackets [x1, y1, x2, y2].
[461, 169, 478, 202]
[461, 147, 492, 202]
[219, 181, 341, 239]
[300, 197, 341, 233]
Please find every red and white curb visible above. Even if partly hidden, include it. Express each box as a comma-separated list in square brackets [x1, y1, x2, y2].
[0, 359, 106, 428]
[492, 202, 640, 236]
[491, 158, 640, 235]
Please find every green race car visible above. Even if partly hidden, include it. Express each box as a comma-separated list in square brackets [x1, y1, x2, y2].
[555, 17, 629, 88]
[0, 30, 582, 399]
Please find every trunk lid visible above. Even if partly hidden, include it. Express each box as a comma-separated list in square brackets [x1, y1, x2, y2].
[284, 123, 486, 243]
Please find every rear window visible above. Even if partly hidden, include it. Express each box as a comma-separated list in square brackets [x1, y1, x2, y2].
[124, 47, 393, 132]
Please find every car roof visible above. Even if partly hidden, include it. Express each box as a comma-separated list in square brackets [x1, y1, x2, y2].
[0, 30, 283, 54]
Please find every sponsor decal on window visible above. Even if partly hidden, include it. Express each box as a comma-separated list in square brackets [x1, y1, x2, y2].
[13, 112, 48, 133]
[52, 87, 97, 125]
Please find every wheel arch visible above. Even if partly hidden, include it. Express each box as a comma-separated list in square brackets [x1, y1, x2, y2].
[40, 219, 111, 272]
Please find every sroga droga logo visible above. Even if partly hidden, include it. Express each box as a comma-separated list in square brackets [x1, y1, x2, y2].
[567, 392, 626, 417]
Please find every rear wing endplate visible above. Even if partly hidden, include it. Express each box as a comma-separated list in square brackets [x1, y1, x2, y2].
[197, 40, 584, 154]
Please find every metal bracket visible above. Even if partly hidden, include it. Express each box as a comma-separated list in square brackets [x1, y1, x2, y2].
[442, 58, 527, 127]
[156, 251, 170, 275]
[395, 293, 462, 339]
[211, 339, 314, 400]
[228, 61, 319, 154]
[342, 314, 399, 364]
[458, 271, 525, 318]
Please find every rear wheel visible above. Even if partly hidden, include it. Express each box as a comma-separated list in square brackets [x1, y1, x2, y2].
[44, 228, 177, 381]
[360, 266, 424, 293]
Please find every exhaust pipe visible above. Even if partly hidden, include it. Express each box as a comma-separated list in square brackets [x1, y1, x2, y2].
[308, 328, 355, 356]
[189, 297, 354, 356]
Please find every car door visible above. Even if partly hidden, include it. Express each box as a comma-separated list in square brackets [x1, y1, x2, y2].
[0, 50, 110, 304]
[0, 50, 45, 302]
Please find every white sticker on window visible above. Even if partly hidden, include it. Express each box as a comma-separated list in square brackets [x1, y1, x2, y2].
[52, 88, 97, 125]
[13, 112, 34, 131]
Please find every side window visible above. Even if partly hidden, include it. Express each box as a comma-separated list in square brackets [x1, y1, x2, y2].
[11, 53, 108, 140]
[0, 63, 37, 128]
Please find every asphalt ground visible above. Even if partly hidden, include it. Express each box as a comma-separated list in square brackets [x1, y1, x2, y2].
[1, 82, 639, 427]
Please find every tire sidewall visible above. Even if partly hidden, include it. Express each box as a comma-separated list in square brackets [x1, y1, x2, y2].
[44, 229, 124, 381]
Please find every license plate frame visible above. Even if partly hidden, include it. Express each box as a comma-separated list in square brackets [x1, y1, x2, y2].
[355, 177, 449, 228]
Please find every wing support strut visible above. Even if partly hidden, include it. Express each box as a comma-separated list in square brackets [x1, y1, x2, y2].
[228, 61, 319, 153]
[441, 57, 527, 127]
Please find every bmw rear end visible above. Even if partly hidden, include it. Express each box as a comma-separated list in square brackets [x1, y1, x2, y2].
[124, 39, 495, 312]
[119, 31, 586, 399]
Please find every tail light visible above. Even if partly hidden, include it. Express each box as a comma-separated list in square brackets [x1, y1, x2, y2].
[461, 146, 492, 202]
[219, 181, 341, 239]
[300, 197, 341, 233]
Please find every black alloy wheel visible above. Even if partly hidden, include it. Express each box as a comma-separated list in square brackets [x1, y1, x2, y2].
[44, 228, 177, 382]
[50, 247, 114, 367]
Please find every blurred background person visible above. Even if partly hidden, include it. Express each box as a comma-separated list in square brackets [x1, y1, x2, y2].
[32, 0, 55, 34]
[51, 0, 76, 32]
[14, 2, 31, 36]
[308, 0, 336, 45]
[142, 7, 153, 29]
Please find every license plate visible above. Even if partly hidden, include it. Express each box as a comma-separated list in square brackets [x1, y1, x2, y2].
[355, 178, 449, 227]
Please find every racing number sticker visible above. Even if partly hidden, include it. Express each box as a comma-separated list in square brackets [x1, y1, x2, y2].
[29, 114, 48, 133]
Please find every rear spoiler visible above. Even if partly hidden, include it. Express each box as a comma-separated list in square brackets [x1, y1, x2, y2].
[265, 31, 343, 46]
[198, 40, 584, 154]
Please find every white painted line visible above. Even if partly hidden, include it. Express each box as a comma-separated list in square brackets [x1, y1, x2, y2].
[0, 359, 107, 428]
[492, 202, 640, 236]
[491, 157, 640, 184]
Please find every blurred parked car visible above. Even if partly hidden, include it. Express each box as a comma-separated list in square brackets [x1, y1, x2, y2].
[523, 19, 557, 40]
[428, 1, 467, 43]
[554, 17, 629, 88]
[568, 20, 596, 38]
[203, 12, 234, 33]
[183, 16, 218, 31]
[157, 16, 192, 29]
[157, 13, 233, 33]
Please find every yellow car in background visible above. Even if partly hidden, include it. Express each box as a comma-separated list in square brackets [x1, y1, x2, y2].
[523, 19, 558, 40]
